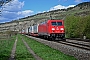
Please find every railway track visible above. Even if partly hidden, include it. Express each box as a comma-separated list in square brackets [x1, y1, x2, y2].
[56, 40, 90, 51]
[52, 38, 90, 51]
[33, 35, 90, 51]
[38, 37, 90, 51]
[26, 35, 90, 60]
[27, 35, 90, 51]
[66, 38, 90, 42]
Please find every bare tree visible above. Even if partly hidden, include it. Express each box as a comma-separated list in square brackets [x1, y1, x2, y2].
[0, 0, 12, 16]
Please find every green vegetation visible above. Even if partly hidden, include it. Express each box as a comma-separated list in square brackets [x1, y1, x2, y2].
[15, 34, 35, 60]
[65, 15, 90, 39]
[0, 35, 16, 60]
[21, 35, 77, 60]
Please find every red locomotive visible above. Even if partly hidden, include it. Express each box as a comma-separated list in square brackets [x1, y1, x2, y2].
[38, 19, 65, 40]
[23, 19, 65, 40]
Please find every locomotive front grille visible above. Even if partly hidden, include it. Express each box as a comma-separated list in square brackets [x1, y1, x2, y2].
[51, 33, 65, 38]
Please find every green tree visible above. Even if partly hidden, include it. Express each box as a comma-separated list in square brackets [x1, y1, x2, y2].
[65, 15, 79, 38]
[65, 15, 90, 39]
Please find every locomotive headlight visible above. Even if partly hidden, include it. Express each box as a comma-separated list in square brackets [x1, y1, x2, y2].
[52, 28, 55, 30]
[60, 28, 64, 30]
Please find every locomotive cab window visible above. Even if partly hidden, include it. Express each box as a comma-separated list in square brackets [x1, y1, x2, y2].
[52, 22, 57, 26]
[57, 22, 62, 26]
[51, 22, 62, 26]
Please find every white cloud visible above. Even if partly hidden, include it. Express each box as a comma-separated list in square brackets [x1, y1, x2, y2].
[37, 11, 46, 14]
[0, 17, 10, 23]
[50, 4, 75, 11]
[67, 5, 76, 8]
[0, 0, 34, 23]
[58, 0, 68, 2]
[50, 5, 66, 11]
[3, 0, 24, 12]
[75, 0, 82, 3]
[17, 10, 34, 17]
[0, 17, 7, 20]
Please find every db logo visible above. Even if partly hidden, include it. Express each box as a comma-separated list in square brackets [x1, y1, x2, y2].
[56, 27, 59, 30]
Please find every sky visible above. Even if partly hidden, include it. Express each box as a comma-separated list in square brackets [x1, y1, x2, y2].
[0, 0, 89, 23]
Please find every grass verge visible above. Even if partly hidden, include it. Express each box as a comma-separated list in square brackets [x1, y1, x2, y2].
[21, 35, 77, 60]
[0, 35, 16, 60]
[15, 34, 35, 60]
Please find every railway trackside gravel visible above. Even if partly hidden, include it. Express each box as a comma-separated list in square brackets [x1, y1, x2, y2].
[27, 35, 90, 60]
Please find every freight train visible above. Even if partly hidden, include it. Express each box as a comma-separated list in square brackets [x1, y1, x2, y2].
[22, 19, 65, 41]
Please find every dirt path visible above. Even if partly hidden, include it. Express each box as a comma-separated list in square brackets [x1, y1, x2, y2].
[22, 38, 42, 60]
[9, 37, 17, 60]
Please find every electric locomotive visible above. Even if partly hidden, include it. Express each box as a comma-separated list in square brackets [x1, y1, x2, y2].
[38, 19, 65, 40]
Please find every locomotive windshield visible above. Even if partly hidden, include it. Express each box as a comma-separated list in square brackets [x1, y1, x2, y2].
[51, 22, 62, 26]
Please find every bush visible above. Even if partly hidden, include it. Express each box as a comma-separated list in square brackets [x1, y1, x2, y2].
[65, 15, 90, 39]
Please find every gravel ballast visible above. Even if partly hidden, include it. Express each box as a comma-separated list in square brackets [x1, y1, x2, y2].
[27, 36, 90, 60]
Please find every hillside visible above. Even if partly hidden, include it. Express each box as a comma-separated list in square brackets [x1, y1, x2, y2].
[0, 2, 90, 39]
[17, 2, 90, 22]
